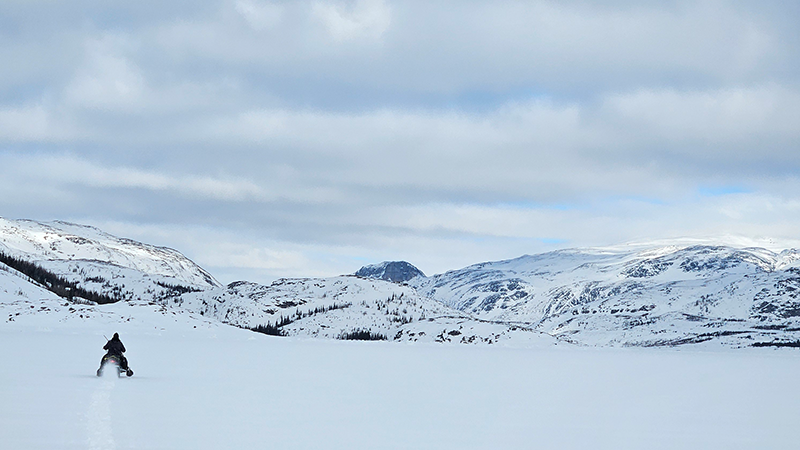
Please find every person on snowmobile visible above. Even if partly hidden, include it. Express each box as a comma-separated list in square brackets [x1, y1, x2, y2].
[99, 332, 130, 372]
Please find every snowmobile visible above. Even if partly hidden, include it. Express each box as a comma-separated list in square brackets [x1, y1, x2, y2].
[97, 353, 134, 378]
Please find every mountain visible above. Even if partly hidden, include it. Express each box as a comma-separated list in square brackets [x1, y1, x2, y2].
[355, 261, 425, 282]
[0, 218, 547, 346]
[410, 245, 800, 347]
[174, 277, 545, 345]
[0, 217, 219, 303]
[3, 217, 800, 348]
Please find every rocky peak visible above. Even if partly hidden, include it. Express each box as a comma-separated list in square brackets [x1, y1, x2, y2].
[355, 261, 425, 283]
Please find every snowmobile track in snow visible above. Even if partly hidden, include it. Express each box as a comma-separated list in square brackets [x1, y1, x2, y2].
[86, 379, 116, 450]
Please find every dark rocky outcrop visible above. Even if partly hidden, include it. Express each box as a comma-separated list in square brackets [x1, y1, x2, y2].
[355, 261, 425, 283]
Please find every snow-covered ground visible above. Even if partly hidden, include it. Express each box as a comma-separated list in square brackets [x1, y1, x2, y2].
[3, 217, 800, 448]
[3, 304, 800, 450]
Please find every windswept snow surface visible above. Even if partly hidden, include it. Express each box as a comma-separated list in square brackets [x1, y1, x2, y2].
[3, 302, 800, 450]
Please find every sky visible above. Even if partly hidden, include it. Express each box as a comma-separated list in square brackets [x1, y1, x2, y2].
[1, 0, 799, 284]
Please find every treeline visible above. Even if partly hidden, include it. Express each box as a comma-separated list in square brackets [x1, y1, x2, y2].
[155, 281, 200, 295]
[247, 302, 353, 337]
[246, 324, 389, 341]
[338, 329, 387, 341]
[752, 341, 800, 348]
[248, 323, 286, 336]
[0, 251, 119, 304]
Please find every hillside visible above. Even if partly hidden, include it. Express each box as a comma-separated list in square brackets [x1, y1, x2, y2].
[2, 217, 800, 348]
[411, 245, 800, 347]
[0, 218, 219, 303]
[0, 218, 548, 346]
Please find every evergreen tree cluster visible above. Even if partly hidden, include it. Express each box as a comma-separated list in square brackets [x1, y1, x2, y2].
[337, 329, 388, 341]
[84, 276, 106, 283]
[155, 281, 201, 295]
[273, 302, 353, 329]
[752, 341, 800, 348]
[247, 302, 353, 337]
[0, 251, 119, 304]
[248, 323, 286, 336]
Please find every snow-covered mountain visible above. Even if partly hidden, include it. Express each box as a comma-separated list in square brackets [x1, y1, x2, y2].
[173, 276, 545, 345]
[411, 245, 800, 347]
[0, 218, 546, 346]
[0, 218, 219, 303]
[2, 217, 800, 348]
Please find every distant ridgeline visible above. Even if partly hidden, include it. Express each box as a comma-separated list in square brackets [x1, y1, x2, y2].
[0, 251, 119, 304]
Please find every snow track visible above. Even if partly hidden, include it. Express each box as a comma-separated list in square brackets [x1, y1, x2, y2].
[87, 379, 116, 450]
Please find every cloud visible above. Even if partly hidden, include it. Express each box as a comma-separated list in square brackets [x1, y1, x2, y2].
[0, 105, 55, 141]
[312, 0, 391, 42]
[601, 85, 800, 143]
[0, 153, 265, 202]
[0, 1, 799, 280]
[195, 83, 800, 204]
[2, 1, 794, 107]
[235, 0, 284, 31]
[63, 35, 146, 111]
[81, 188, 800, 282]
[0, 101, 85, 142]
[86, 220, 354, 281]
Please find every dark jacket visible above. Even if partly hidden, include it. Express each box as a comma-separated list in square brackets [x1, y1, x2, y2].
[104, 336, 126, 355]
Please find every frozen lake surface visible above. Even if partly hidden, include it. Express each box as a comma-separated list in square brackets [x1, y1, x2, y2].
[2, 314, 800, 450]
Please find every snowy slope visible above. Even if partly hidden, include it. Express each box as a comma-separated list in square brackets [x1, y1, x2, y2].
[411, 245, 800, 347]
[0, 218, 552, 347]
[3, 217, 800, 348]
[175, 276, 552, 346]
[0, 260, 61, 305]
[0, 217, 219, 302]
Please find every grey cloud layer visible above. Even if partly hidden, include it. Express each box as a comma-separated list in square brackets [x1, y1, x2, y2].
[1, 0, 798, 280]
[4, 1, 795, 104]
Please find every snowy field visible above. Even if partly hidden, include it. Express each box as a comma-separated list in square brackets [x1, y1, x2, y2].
[3, 306, 800, 450]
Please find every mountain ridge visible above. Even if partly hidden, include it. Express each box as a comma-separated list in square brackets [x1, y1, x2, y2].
[2, 217, 799, 349]
[409, 244, 800, 347]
